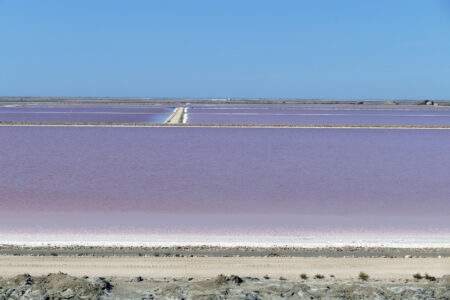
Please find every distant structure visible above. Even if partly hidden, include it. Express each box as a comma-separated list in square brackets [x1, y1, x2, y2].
[424, 100, 439, 106]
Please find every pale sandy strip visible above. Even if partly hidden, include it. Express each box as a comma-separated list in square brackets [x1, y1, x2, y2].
[0, 257, 448, 279]
[165, 107, 184, 124]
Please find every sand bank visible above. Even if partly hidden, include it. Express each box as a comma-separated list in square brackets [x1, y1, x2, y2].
[165, 107, 184, 124]
[0, 256, 448, 280]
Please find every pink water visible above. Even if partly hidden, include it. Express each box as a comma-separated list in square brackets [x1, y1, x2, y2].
[185, 107, 450, 125]
[0, 106, 173, 124]
[0, 126, 449, 246]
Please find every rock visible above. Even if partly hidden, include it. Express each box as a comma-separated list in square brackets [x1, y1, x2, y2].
[23, 288, 32, 296]
[199, 274, 244, 288]
[13, 273, 33, 287]
[1, 273, 450, 299]
[297, 289, 313, 299]
[131, 276, 144, 282]
[28, 289, 43, 298]
[5, 288, 15, 297]
[229, 275, 243, 285]
[60, 288, 76, 299]
[0, 273, 112, 299]
[243, 277, 260, 281]
[9, 289, 21, 299]
[211, 274, 228, 286]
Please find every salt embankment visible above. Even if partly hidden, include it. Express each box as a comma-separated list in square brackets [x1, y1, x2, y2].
[165, 107, 184, 124]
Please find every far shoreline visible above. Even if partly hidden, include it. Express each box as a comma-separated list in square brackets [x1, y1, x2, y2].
[1, 97, 450, 106]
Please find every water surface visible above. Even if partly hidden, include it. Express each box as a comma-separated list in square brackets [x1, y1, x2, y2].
[1, 126, 449, 246]
[185, 107, 450, 125]
[0, 106, 173, 124]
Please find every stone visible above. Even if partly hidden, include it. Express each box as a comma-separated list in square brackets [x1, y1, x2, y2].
[60, 288, 76, 299]
[230, 275, 243, 285]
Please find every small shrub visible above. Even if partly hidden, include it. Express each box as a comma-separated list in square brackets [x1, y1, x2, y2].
[263, 274, 270, 280]
[267, 253, 280, 257]
[300, 273, 308, 280]
[279, 276, 286, 280]
[153, 252, 160, 257]
[50, 252, 58, 256]
[230, 275, 243, 285]
[359, 272, 369, 281]
[330, 274, 335, 278]
[413, 273, 423, 280]
[314, 274, 324, 279]
[425, 273, 436, 281]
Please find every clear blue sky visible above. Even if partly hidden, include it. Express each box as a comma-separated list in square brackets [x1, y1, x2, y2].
[1, 0, 449, 99]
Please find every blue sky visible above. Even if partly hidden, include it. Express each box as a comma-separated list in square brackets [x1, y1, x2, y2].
[1, 0, 449, 99]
